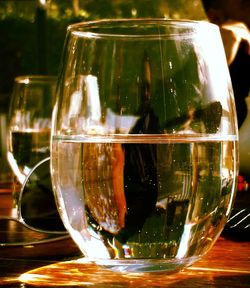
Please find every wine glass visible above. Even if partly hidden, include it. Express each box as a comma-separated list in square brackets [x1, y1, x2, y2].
[7, 75, 57, 210]
[51, 19, 238, 273]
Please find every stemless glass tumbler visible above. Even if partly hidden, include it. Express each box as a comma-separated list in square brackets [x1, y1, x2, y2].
[51, 19, 238, 273]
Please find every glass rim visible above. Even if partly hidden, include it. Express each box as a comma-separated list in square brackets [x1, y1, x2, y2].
[14, 75, 57, 85]
[16, 157, 67, 235]
[68, 18, 219, 40]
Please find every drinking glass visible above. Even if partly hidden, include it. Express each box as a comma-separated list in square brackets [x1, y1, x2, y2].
[1, 75, 69, 246]
[7, 75, 56, 212]
[51, 19, 238, 273]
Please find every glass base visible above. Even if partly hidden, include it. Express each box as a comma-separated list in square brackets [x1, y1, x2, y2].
[91, 256, 200, 273]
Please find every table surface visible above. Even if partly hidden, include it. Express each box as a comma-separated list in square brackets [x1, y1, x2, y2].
[1, 182, 250, 287]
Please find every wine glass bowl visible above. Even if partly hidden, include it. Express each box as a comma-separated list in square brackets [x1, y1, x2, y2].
[7, 75, 57, 185]
[6, 75, 57, 215]
[51, 19, 238, 273]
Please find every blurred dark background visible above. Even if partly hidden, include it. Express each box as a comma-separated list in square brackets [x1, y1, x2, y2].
[0, 0, 206, 111]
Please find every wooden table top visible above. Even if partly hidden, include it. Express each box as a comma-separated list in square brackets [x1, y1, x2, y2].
[0, 182, 250, 287]
[0, 236, 249, 287]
